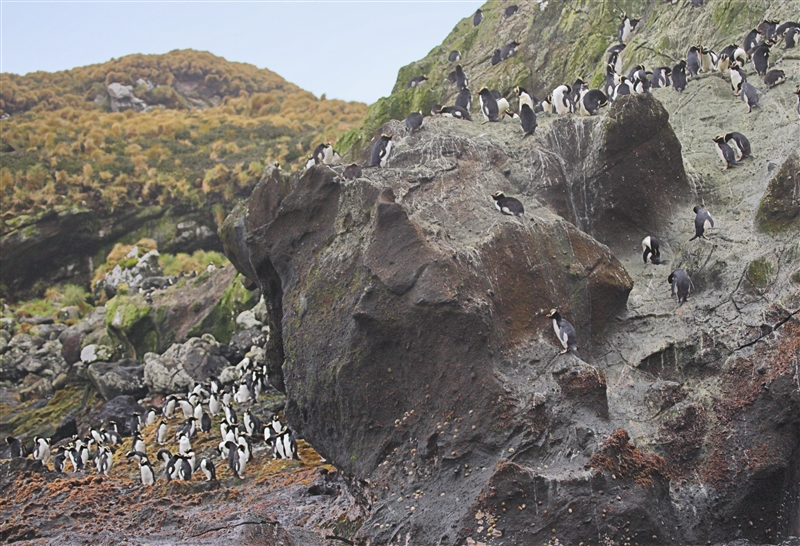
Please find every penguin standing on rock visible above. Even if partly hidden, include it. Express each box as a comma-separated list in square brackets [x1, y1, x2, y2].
[491, 50, 502, 66]
[687, 46, 701, 77]
[651, 66, 672, 88]
[33, 437, 51, 464]
[618, 15, 640, 44]
[139, 457, 155, 486]
[343, 164, 362, 180]
[405, 112, 424, 134]
[455, 87, 472, 112]
[579, 89, 608, 116]
[156, 420, 167, 445]
[724, 132, 751, 161]
[6, 436, 24, 457]
[473, 9, 483, 26]
[740, 81, 762, 113]
[613, 77, 633, 100]
[668, 270, 694, 306]
[672, 60, 687, 92]
[491, 192, 525, 216]
[407, 75, 428, 89]
[552, 84, 573, 114]
[690, 205, 714, 241]
[478, 88, 500, 123]
[515, 87, 534, 111]
[369, 134, 393, 167]
[712, 135, 738, 170]
[455, 65, 469, 91]
[764, 69, 786, 88]
[642, 236, 666, 265]
[751, 44, 770, 76]
[449, 50, 461, 62]
[545, 309, 577, 354]
[519, 104, 537, 136]
[200, 458, 217, 481]
[730, 64, 745, 96]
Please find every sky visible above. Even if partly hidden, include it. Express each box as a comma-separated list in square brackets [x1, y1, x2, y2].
[0, 1, 484, 104]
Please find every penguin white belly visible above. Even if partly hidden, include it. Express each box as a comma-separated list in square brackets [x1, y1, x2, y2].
[731, 141, 743, 161]
[552, 319, 568, 349]
[381, 141, 393, 167]
[642, 236, 651, 253]
[141, 464, 155, 485]
[497, 98, 509, 117]
[704, 218, 713, 230]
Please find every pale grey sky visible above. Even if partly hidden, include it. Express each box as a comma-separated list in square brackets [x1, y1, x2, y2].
[1, 1, 484, 103]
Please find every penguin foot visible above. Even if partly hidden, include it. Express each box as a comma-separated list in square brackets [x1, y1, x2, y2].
[559, 349, 569, 355]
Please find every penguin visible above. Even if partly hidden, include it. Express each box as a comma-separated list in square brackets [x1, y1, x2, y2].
[163, 452, 178, 482]
[200, 458, 217, 482]
[235, 445, 247, 478]
[763, 69, 785, 88]
[6, 436, 24, 457]
[519, 104, 537, 136]
[243, 410, 261, 436]
[751, 44, 770, 76]
[405, 111, 424, 134]
[66, 444, 81, 472]
[125, 449, 146, 463]
[730, 64, 745, 96]
[690, 205, 715, 241]
[668, 269, 694, 306]
[491, 49, 503, 66]
[613, 77, 633, 100]
[545, 309, 577, 354]
[501, 41, 519, 60]
[642, 236, 666, 265]
[604, 63, 617, 100]
[132, 432, 146, 455]
[651, 66, 672, 88]
[571, 78, 588, 105]
[53, 449, 66, 472]
[139, 457, 155, 486]
[630, 69, 651, 94]
[176, 454, 192, 481]
[515, 87, 534, 111]
[407, 75, 428, 89]
[795, 86, 800, 117]
[343, 164, 362, 180]
[200, 411, 212, 434]
[156, 420, 167, 445]
[784, 26, 799, 48]
[95, 445, 113, 475]
[455, 87, 472, 112]
[225, 441, 242, 477]
[129, 413, 141, 435]
[369, 134, 393, 167]
[478, 88, 500, 122]
[208, 393, 220, 416]
[455, 65, 469, 91]
[492, 92, 510, 119]
[552, 84, 573, 114]
[743, 28, 760, 54]
[687, 46, 701, 77]
[321, 144, 341, 165]
[724, 132, 751, 161]
[740, 81, 761, 113]
[607, 43, 625, 74]
[193, 401, 203, 423]
[33, 437, 51, 464]
[448, 50, 461, 62]
[178, 432, 192, 455]
[491, 191, 525, 216]
[176, 417, 196, 440]
[183, 450, 197, 473]
[732, 46, 747, 68]
[163, 395, 177, 419]
[711, 135, 738, 170]
[447, 70, 457, 84]
[618, 15, 640, 44]
[311, 143, 327, 164]
[699, 47, 717, 73]
[776, 21, 800, 38]
[104, 426, 121, 446]
[473, 9, 483, 26]
[504, 5, 518, 17]
[178, 399, 194, 420]
[145, 409, 157, 427]
[758, 20, 779, 43]
[579, 89, 608, 116]
[672, 60, 687, 92]
[237, 436, 252, 464]
[276, 428, 299, 460]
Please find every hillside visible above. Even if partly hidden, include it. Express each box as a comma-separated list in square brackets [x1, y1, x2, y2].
[0, 50, 367, 298]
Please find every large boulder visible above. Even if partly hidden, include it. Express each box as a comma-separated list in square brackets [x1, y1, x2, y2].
[87, 359, 147, 401]
[143, 335, 228, 394]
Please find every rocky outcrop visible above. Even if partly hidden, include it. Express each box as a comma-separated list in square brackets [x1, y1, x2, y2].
[143, 335, 228, 394]
[87, 359, 147, 401]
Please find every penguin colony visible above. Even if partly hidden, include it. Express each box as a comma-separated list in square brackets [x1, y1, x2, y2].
[294, 6, 798, 354]
[13, 356, 300, 486]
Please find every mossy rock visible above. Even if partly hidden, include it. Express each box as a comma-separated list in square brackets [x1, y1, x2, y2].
[105, 294, 156, 358]
[1, 386, 94, 439]
[187, 273, 258, 344]
[756, 152, 800, 234]
[746, 258, 773, 290]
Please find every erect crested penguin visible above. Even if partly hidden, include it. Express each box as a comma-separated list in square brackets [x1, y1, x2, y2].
[690, 205, 714, 241]
[545, 309, 578, 354]
[163, 395, 177, 419]
[579, 89, 609, 116]
[200, 411, 212, 434]
[129, 413, 141, 436]
[618, 15, 640, 44]
[33, 436, 51, 464]
[455, 64, 469, 91]
[243, 410, 261, 436]
[613, 77, 633, 100]
[642, 236, 666, 265]
[208, 393, 221, 416]
[729, 64, 746, 95]
[200, 458, 217, 481]
[724, 132, 751, 161]
[672, 60, 687, 92]
[478, 88, 500, 123]
[504, 5, 518, 17]
[764, 69, 786, 88]
[343, 164, 363, 180]
[519, 104, 537, 136]
[490, 90, 510, 118]
[276, 428, 299, 460]
[6, 436, 24, 457]
[515, 87, 534, 111]
[176, 454, 193, 481]
[132, 432, 146, 455]
[145, 409, 157, 427]
[193, 401, 203, 422]
[501, 41, 519, 60]
[743, 28, 760, 54]
[491, 49, 503, 66]
[369, 134, 393, 168]
[712, 135, 738, 170]
[178, 432, 192, 455]
[406, 75, 428, 89]
[156, 420, 167, 445]
[552, 84, 573, 114]
[473, 8, 483, 27]
[668, 269, 694, 306]
[751, 44, 770, 76]
[139, 457, 155, 486]
[604, 63, 617, 99]
[405, 111, 424, 134]
[739, 81, 762, 113]
[784, 26, 799, 48]
[687, 46, 701, 77]
[53, 449, 67, 472]
[448, 50, 461, 62]
[491, 191, 525, 216]
[178, 399, 194, 420]
[455, 87, 472, 112]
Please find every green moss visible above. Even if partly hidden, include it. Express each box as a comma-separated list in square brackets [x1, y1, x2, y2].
[792, 269, 800, 284]
[747, 258, 772, 289]
[1, 386, 95, 439]
[712, 0, 761, 37]
[186, 273, 258, 343]
[106, 295, 151, 333]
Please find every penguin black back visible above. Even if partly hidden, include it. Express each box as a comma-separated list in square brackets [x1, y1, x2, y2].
[724, 132, 751, 161]
[519, 104, 537, 136]
[405, 112, 424, 134]
[478, 88, 500, 122]
[668, 269, 694, 306]
[672, 60, 687, 92]
[581, 90, 608, 116]
[751, 44, 770, 76]
[473, 9, 483, 26]
[455, 65, 469, 91]
[455, 88, 472, 112]
[763, 69, 785, 88]
[491, 191, 525, 216]
[448, 50, 461, 62]
[369, 134, 393, 168]
[343, 164, 362, 180]
[504, 5, 518, 17]
[690, 205, 714, 241]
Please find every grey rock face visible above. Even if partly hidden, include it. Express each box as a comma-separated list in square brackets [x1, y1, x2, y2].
[143, 336, 228, 394]
[87, 359, 147, 401]
[107, 83, 147, 113]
